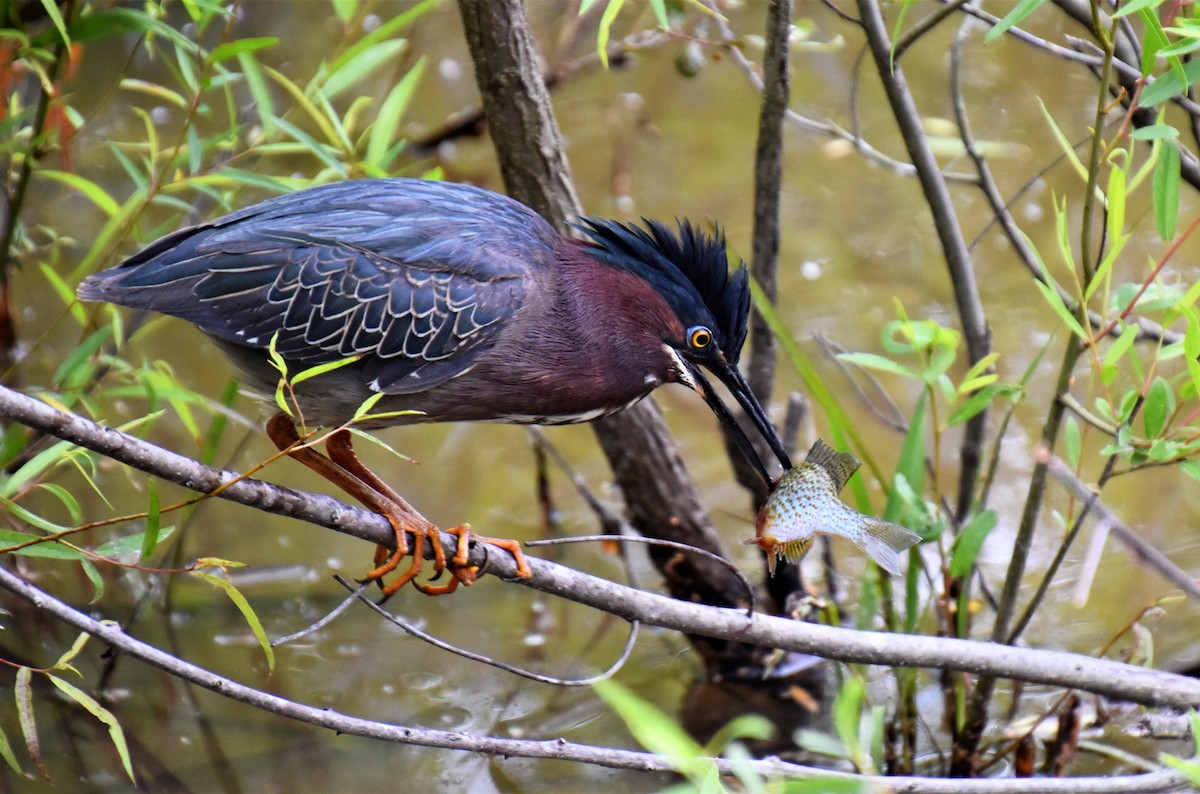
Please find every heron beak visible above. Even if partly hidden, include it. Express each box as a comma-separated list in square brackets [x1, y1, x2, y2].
[677, 359, 793, 489]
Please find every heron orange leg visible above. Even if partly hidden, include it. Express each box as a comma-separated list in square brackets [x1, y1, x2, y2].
[266, 414, 531, 597]
[266, 414, 434, 597]
[323, 429, 530, 590]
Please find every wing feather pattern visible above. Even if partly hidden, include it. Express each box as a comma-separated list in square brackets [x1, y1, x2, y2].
[79, 179, 554, 394]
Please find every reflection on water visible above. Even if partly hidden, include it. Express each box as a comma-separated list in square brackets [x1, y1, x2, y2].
[6, 0, 1200, 789]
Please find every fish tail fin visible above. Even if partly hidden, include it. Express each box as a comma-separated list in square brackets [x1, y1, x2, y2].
[861, 520, 922, 576]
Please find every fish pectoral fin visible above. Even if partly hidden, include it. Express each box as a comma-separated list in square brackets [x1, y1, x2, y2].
[860, 519, 922, 576]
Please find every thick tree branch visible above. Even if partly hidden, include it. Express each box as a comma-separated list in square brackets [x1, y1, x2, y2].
[2, 385, 1200, 710]
[0, 565, 1190, 793]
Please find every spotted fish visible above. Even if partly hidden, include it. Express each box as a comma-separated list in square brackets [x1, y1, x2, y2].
[750, 440, 921, 575]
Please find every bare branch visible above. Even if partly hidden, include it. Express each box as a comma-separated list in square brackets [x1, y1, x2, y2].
[854, 0, 990, 520]
[0, 565, 1190, 792]
[3, 384, 1200, 710]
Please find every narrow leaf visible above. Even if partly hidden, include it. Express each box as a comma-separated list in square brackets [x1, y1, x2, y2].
[1153, 140, 1181, 241]
[15, 667, 46, 779]
[140, 481, 160, 562]
[47, 676, 135, 782]
[0, 722, 27, 777]
[1112, 0, 1165, 17]
[1140, 59, 1200, 107]
[984, 0, 1047, 43]
[37, 171, 121, 217]
[1064, 415, 1081, 467]
[1143, 377, 1175, 438]
[207, 36, 278, 65]
[950, 511, 998, 577]
[193, 571, 275, 673]
[836, 352, 919, 380]
[593, 680, 708, 782]
[366, 57, 425, 168]
[1033, 279, 1087, 339]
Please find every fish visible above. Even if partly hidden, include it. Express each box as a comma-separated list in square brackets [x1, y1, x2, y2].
[749, 439, 921, 576]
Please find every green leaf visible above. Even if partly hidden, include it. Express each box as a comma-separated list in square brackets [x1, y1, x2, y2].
[94, 526, 175, 565]
[37, 171, 120, 217]
[140, 481, 160, 563]
[1138, 8, 1172, 75]
[948, 383, 1020, 426]
[1143, 377, 1175, 439]
[1181, 459, 1200, 481]
[53, 327, 112, 389]
[207, 36, 278, 65]
[949, 510, 998, 577]
[321, 39, 407, 101]
[1037, 100, 1088, 181]
[836, 352, 919, 380]
[1033, 279, 1086, 339]
[51, 632, 92, 673]
[1140, 59, 1200, 107]
[593, 680, 710, 784]
[193, 571, 275, 673]
[331, 0, 358, 21]
[1, 438, 75, 500]
[832, 676, 865, 764]
[1159, 753, 1200, 786]
[595, 0, 626, 68]
[15, 667, 45, 779]
[959, 352, 999, 394]
[1102, 325, 1138, 387]
[883, 391, 927, 525]
[1106, 160, 1127, 244]
[1112, 0, 1165, 17]
[36, 0, 70, 46]
[39, 263, 88, 326]
[290, 354, 365, 386]
[703, 714, 775, 756]
[48, 675, 135, 783]
[1153, 139, 1181, 241]
[366, 57, 425, 168]
[1063, 415, 1081, 467]
[0, 529, 79, 559]
[1130, 124, 1180, 141]
[984, 0, 1046, 43]
[0, 721, 27, 778]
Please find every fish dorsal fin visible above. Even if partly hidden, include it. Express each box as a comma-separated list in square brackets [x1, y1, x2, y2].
[805, 439, 860, 492]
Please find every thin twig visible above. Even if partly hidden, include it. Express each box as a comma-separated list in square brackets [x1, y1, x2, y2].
[340, 575, 640, 687]
[1035, 447, 1200, 604]
[527, 535, 757, 617]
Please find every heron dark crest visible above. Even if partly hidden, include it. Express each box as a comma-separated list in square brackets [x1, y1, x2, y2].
[78, 178, 792, 596]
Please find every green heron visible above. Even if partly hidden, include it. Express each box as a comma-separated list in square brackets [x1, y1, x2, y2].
[78, 178, 792, 595]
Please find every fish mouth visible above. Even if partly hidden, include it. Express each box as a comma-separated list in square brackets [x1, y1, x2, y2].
[678, 360, 793, 489]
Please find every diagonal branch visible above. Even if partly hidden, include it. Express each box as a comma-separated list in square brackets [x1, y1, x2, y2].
[0, 564, 1190, 793]
[854, 0, 991, 521]
[3, 384, 1200, 710]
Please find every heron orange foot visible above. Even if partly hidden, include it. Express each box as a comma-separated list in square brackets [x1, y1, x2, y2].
[368, 522, 531, 597]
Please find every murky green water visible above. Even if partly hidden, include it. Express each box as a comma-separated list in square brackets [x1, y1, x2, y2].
[6, 0, 1200, 790]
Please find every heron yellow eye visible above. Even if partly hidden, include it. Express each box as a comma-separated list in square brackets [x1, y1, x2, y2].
[688, 326, 713, 349]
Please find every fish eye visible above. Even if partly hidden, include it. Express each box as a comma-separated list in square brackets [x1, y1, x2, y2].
[688, 326, 713, 350]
